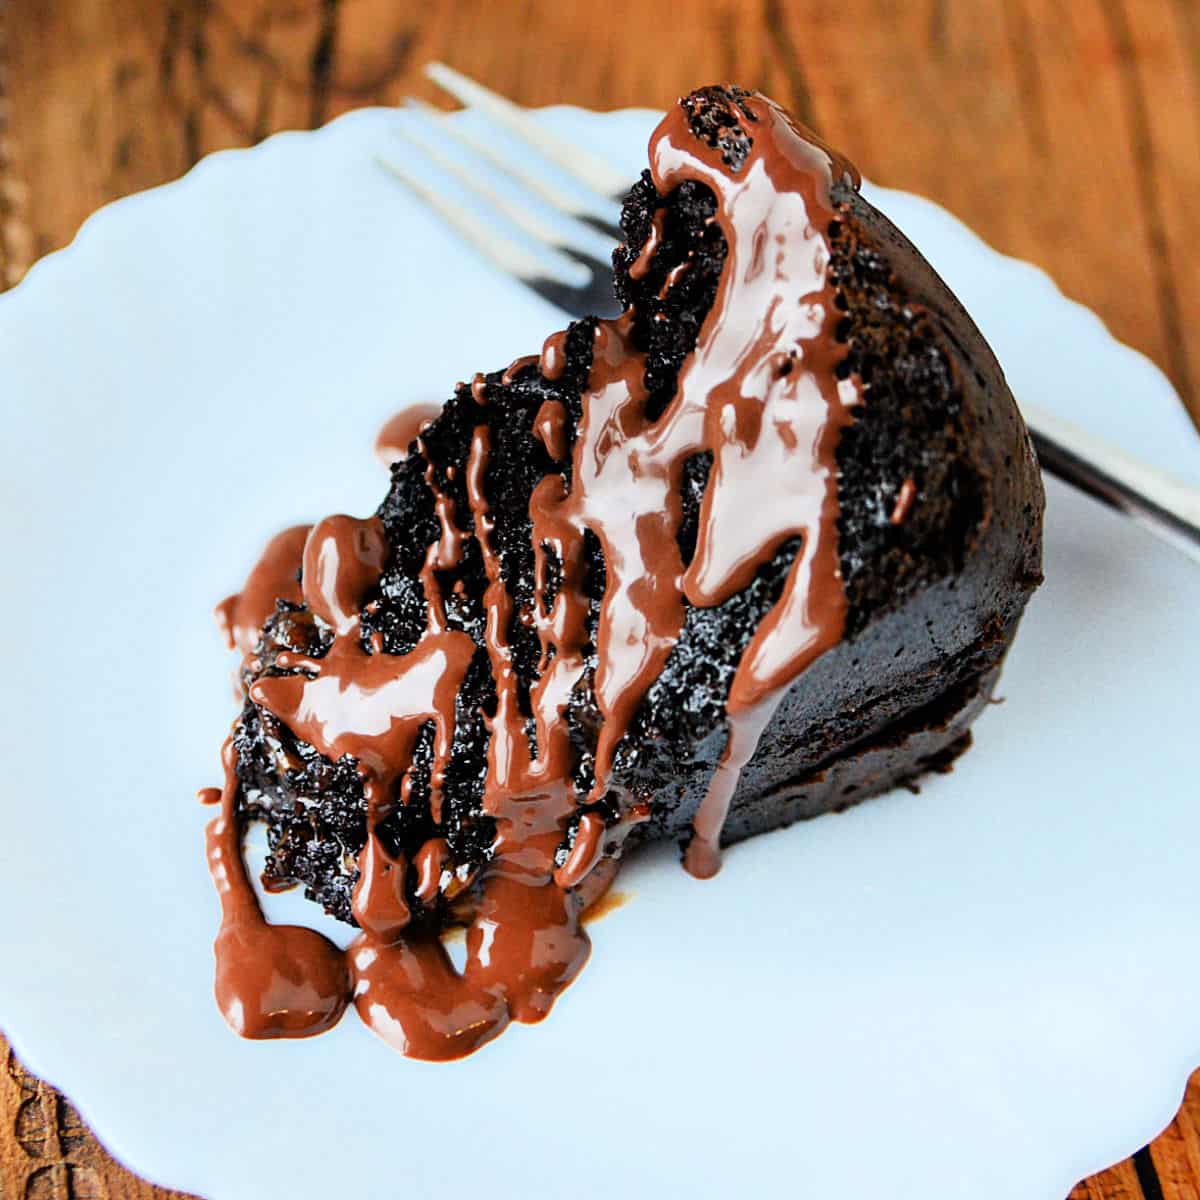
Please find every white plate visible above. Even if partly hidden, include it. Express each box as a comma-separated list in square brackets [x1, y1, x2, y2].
[1, 104, 1198, 1200]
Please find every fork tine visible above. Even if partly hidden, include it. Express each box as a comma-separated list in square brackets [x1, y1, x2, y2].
[407, 96, 622, 234]
[424, 62, 631, 203]
[397, 101, 617, 262]
[373, 154, 591, 291]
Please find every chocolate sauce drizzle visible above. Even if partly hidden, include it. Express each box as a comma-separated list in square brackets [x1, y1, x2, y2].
[374, 403, 442, 467]
[214, 525, 311, 658]
[205, 90, 860, 1059]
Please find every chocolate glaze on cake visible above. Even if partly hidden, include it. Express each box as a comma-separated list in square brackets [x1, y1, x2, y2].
[202, 86, 1044, 1060]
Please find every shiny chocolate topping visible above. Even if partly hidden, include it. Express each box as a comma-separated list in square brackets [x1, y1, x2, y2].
[374, 403, 442, 467]
[205, 88, 859, 1059]
[214, 525, 311, 658]
[204, 740, 350, 1038]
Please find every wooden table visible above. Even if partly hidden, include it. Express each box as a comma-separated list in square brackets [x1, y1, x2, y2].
[1, 2, 1197, 1197]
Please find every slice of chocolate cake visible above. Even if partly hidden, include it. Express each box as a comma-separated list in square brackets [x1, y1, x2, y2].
[201, 85, 1044, 1060]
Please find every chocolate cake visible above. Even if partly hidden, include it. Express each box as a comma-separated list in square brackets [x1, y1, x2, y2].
[201, 85, 1044, 1060]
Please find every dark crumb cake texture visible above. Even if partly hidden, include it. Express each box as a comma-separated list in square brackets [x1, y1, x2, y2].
[203, 84, 1044, 1058]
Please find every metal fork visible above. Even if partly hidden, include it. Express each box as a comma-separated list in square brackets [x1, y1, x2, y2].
[379, 61, 1200, 565]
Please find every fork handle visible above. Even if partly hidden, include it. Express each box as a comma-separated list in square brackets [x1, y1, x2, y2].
[1024, 402, 1200, 564]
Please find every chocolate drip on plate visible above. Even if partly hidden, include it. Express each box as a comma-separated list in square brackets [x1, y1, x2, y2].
[214, 525, 311, 658]
[375, 403, 442, 467]
[206, 740, 350, 1039]
[204, 87, 860, 1059]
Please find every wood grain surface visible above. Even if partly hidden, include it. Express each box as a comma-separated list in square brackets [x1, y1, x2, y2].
[1, 1, 1197, 1197]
